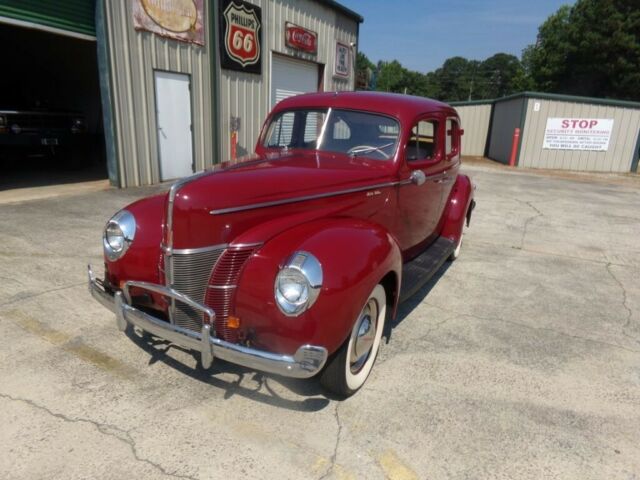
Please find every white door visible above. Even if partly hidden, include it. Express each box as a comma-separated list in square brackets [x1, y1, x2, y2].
[271, 54, 319, 107]
[154, 71, 194, 181]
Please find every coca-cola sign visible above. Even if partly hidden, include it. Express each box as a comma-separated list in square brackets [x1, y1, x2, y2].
[285, 22, 317, 54]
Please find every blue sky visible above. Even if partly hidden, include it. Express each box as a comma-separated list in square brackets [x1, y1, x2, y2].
[338, 0, 574, 72]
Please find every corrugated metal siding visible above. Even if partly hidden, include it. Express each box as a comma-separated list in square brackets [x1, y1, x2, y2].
[487, 97, 524, 164]
[216, 0, 358, 162]
[454, 104, 492, 156]
[104, 1, 213, 187]
[520, 98, 640, 172]
[0, 0, 95, 36]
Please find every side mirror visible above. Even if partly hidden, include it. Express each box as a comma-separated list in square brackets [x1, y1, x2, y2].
[410, 170, 426, 186]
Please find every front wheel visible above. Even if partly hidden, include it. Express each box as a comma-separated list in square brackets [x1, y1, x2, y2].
[320, 284, 387, 397]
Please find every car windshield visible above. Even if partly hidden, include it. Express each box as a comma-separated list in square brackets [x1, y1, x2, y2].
[263, 108, 400, 161]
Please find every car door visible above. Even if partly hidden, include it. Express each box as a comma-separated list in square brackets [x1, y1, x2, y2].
[395, 116, 448, 253]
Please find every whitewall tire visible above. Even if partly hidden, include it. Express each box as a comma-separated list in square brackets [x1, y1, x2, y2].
[320, 284, 387, 397]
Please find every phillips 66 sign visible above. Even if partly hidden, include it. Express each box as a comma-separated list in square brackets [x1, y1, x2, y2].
[219, 0, 262, 74]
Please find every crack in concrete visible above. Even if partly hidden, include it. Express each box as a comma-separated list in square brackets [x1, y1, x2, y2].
[318, 402, 343, 480]
[0, 282, 86, 308]
[518, 201, 544, 249]
[424, 302, 640, 355]
[470, 238, 635, 269]
[0, 392, 198, 480]
[605, 263, 639, 346]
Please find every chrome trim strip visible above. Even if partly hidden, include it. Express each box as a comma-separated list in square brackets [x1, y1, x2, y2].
[228, 242, 264, 249]
[207, 285, 237, 290]
[88, 270, 327, 378]
[170, 243, 229, 255]
[209, 181, 400, 215]
[165, 171, 211, 323]
[166, 171, 210, 253]
[208, 172, 457, 215]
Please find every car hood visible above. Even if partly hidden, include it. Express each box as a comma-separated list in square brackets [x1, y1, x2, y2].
[168, 151, 396, 249]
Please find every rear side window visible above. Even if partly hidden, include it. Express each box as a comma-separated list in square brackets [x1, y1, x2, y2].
[407, 120, 438, 161]
[446, 118, 460, 157]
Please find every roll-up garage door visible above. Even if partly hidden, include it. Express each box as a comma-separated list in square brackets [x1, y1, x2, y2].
[271, 54, 319, 107]
[0, 0, 95, 38]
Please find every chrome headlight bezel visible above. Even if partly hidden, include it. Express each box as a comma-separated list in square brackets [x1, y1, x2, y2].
[103, 210, 136, 261]
[274, 251, 323, 317]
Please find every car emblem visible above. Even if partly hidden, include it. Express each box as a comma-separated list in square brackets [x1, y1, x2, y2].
[223, 2, 261, 67]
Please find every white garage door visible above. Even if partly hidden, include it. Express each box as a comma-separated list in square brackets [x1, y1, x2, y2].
[271, 54, 319, 107]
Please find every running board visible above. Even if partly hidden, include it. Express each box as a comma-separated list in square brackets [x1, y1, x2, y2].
[399, 236, 455, 303]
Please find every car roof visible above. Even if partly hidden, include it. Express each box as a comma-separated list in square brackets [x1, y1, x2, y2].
[272, 91, 456, 123]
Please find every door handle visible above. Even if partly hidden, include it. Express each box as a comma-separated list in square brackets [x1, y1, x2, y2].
[409, 170, 426, 186]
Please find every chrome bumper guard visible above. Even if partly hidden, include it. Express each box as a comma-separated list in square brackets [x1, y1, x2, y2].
[87, 265, 327, 378]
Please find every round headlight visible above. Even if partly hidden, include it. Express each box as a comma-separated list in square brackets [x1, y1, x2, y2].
[103, 210, 136, 261]
[275, 251, 322, 316]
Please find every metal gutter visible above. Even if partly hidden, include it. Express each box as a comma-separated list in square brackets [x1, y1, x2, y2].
[450, 92, 640, 110]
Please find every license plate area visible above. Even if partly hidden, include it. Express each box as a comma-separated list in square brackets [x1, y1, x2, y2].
[41, 138, 59, 146]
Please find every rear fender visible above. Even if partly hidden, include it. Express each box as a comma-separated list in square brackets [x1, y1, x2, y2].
[233, 218, 402, 356]
[440, 174, 475, 243]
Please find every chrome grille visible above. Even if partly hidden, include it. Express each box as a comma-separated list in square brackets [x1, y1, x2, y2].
[169, 247, 225, 332]
[205, 247, 257, 341]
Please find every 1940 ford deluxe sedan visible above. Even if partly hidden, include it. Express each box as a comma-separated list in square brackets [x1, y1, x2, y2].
[88, 92, 475, 397]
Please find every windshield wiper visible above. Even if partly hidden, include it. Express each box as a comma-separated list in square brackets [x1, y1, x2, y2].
[348, 142, 394, 157]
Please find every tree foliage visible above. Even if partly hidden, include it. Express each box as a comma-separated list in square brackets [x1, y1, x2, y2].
[356, 0, 639, 102]
[359, 53, 527, 102]
[524, 0, 640, 100]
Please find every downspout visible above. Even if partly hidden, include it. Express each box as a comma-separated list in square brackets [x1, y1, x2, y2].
[95, 0, 120, 187]
[209, 0, 220, 163]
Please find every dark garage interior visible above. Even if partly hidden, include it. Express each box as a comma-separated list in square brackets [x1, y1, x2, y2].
[0, 22, 107, 191]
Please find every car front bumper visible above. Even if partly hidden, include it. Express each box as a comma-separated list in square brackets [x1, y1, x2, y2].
[87, 265, 327, 378]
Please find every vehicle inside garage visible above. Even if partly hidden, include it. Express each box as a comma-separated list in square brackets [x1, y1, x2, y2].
[0, 20, 106, 191]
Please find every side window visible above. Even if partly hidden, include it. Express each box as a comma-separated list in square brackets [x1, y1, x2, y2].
[266, 112, 295, 147]
[407, 120, 437, 161]
[446, 118, 459, 157]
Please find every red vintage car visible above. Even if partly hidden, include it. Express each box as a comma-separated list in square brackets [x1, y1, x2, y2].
[89, 91, 475, 397]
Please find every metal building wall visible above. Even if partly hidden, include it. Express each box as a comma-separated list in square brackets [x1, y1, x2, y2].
[103, 1, 214, 187]
[487, 97, 524, 164]
[453, 103, 492, 156]
[519, 97, 640, 172]
[216, 0, 358, 162]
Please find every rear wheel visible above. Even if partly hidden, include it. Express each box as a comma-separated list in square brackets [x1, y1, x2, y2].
[320, 284, 387, 397]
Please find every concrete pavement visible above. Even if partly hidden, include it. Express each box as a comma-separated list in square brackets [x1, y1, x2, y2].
[0, 164, 638, 479]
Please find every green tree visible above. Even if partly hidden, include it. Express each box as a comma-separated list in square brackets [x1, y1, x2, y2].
[432, 57, 478, 101]
[477, 53, 526, 98]
[526, 0, 640, 100]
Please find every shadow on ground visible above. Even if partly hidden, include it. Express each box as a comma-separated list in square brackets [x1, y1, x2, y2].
[121, 262, 452, 410]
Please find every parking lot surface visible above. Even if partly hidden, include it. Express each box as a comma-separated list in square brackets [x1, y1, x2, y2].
[1, 164, 639, 480]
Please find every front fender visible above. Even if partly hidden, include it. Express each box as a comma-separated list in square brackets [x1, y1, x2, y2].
[233, 218, 402, 356]
[440, 174, 475, 243]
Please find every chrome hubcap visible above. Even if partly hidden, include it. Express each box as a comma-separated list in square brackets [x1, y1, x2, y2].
[350, 299, 378, 373]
